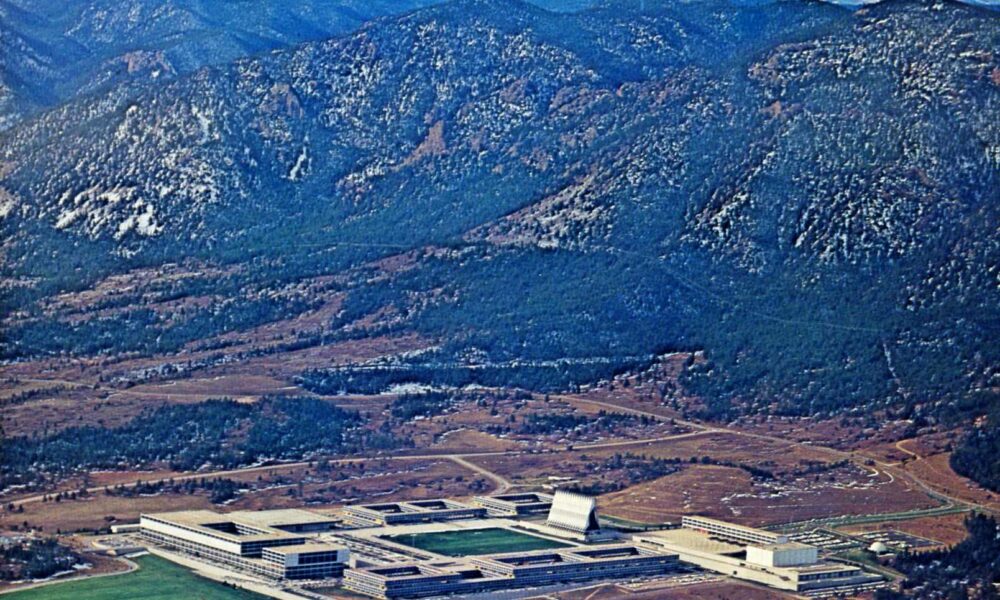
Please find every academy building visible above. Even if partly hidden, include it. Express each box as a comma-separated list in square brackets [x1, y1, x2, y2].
[344, 499, 486, 527]
[139, 509, 349, 579]
[132, 496, 885, 598]
[472, 492, 554, 516]
[343, 545, 679, 599]
[635, 516, 883, 594]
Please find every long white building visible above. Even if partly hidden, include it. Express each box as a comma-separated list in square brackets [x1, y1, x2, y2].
[344, 545, 679, 599]
[472, 493, 554, 516]
[344, 499, 486, 527]
[680, 515, 788, 546]
[139, 509, 348, 580]
[635, 517, 883, 594]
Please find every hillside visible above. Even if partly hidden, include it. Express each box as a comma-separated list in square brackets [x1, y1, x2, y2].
[0, 0, 442, 129]
[0, 0, 997, 431]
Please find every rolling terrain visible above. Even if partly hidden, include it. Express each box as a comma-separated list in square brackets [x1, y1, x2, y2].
[5, 4, 1000, 600]
[2, 0, 997, 421]
[0, 6, 999, 597]
[0, 0, 444, 130]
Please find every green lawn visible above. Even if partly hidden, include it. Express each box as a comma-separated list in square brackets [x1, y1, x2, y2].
[7, 555, 263, 600]
[382, 527, 572, 557]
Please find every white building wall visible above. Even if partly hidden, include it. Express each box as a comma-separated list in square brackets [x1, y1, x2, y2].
[139, 516, 243, 555]
[747, 545, 818, 567]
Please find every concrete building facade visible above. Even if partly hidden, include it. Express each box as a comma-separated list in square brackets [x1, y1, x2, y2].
[635, 523, 882, 594]
[139, 510, 348, 580]
[680, 515, 788, 546]
[472, 493, 554, 516]
[343, 545, 679, 599]
[344, 499, 486, 527]
[746, 542, 818, 567]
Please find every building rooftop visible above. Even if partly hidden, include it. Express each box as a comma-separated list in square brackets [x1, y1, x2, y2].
[472, 544, 660, 567]
[638, 528, 745, 554]
[348, 498, 480, 514]
[263, 543, 344, 555]
[365, 563, 452, 578]
[143, 509, 337, 543]
[753, 541, 815, 552]
[786, 562, 862, 575]
[489, 493, 553, 503]
[681, 515, 783, 539]
[229, 509, 338, 528]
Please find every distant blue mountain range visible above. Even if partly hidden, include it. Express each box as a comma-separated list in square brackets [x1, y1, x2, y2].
[2, 0, 996, 130]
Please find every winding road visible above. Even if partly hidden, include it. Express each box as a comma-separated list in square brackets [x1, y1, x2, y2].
[4, 384, 996, 529]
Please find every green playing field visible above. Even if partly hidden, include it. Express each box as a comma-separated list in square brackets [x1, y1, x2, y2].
[6, 555, 263, 600]
[382, 527, 572, 557]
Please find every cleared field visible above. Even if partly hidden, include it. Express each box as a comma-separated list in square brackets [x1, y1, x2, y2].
[598, 460, 935, 528]
[5, 555, 262, 600]
[382, 527, 571, 557]
[841, 512, 971, 547]
[3, 458, 474, 533]
[898, 452, 1000, 512]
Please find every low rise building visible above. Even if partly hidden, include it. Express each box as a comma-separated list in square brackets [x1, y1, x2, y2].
[634, 526, 881, 594]
[262, 544, 350, 579]
[680, 515, 788, 546]
[139, 509, 348, 580]
[746, 541, 818, 567]
[472, 493, 554, 516]
[344, 545, 679, 599]
[344, 563, 508, 599]
[344, 499, 486, 527]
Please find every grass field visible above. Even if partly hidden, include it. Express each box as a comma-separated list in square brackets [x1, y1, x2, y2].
[382, 527, 572, 557]
[7, 555, 263, 600]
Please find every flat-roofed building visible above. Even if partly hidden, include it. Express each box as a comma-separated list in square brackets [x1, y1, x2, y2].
[262, 543, 350, 579]
[473, 545, 678, 585]
[344, 563, 508, 599]
[472, 493, 554, 516]
[344, 499, 486, 527]
[634, 528, 881, 594]
[746, 542, 818, 567]
[233, 508, 341, 533]
[344, 545, 679, 599]
[681, 515, 788, 546]
[139, 509, 348, 580]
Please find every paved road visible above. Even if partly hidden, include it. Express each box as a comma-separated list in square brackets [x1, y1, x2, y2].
[770, 505, 971, 534]
[576, 430, 713, 450]
[448, 456, 512, 494]
[6, 383, 997, 523]
[550, 392, 999, 520]
[547, 393, 719, 434]
[7, 454, 464, 507]
[3, 427, 716, 507]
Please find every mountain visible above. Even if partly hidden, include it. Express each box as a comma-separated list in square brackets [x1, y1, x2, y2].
[0, 0, 997, 427]
[0, 0, 444, 130]
[2, 0, 996, 130]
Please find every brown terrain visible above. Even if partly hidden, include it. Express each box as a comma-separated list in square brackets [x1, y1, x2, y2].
[840, 512, 970, 548]
[1, 259, 996, 582]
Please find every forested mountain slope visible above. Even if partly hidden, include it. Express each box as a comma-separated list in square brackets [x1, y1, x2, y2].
[0, 0, 442, 129]
[1, 0, 997, 430]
